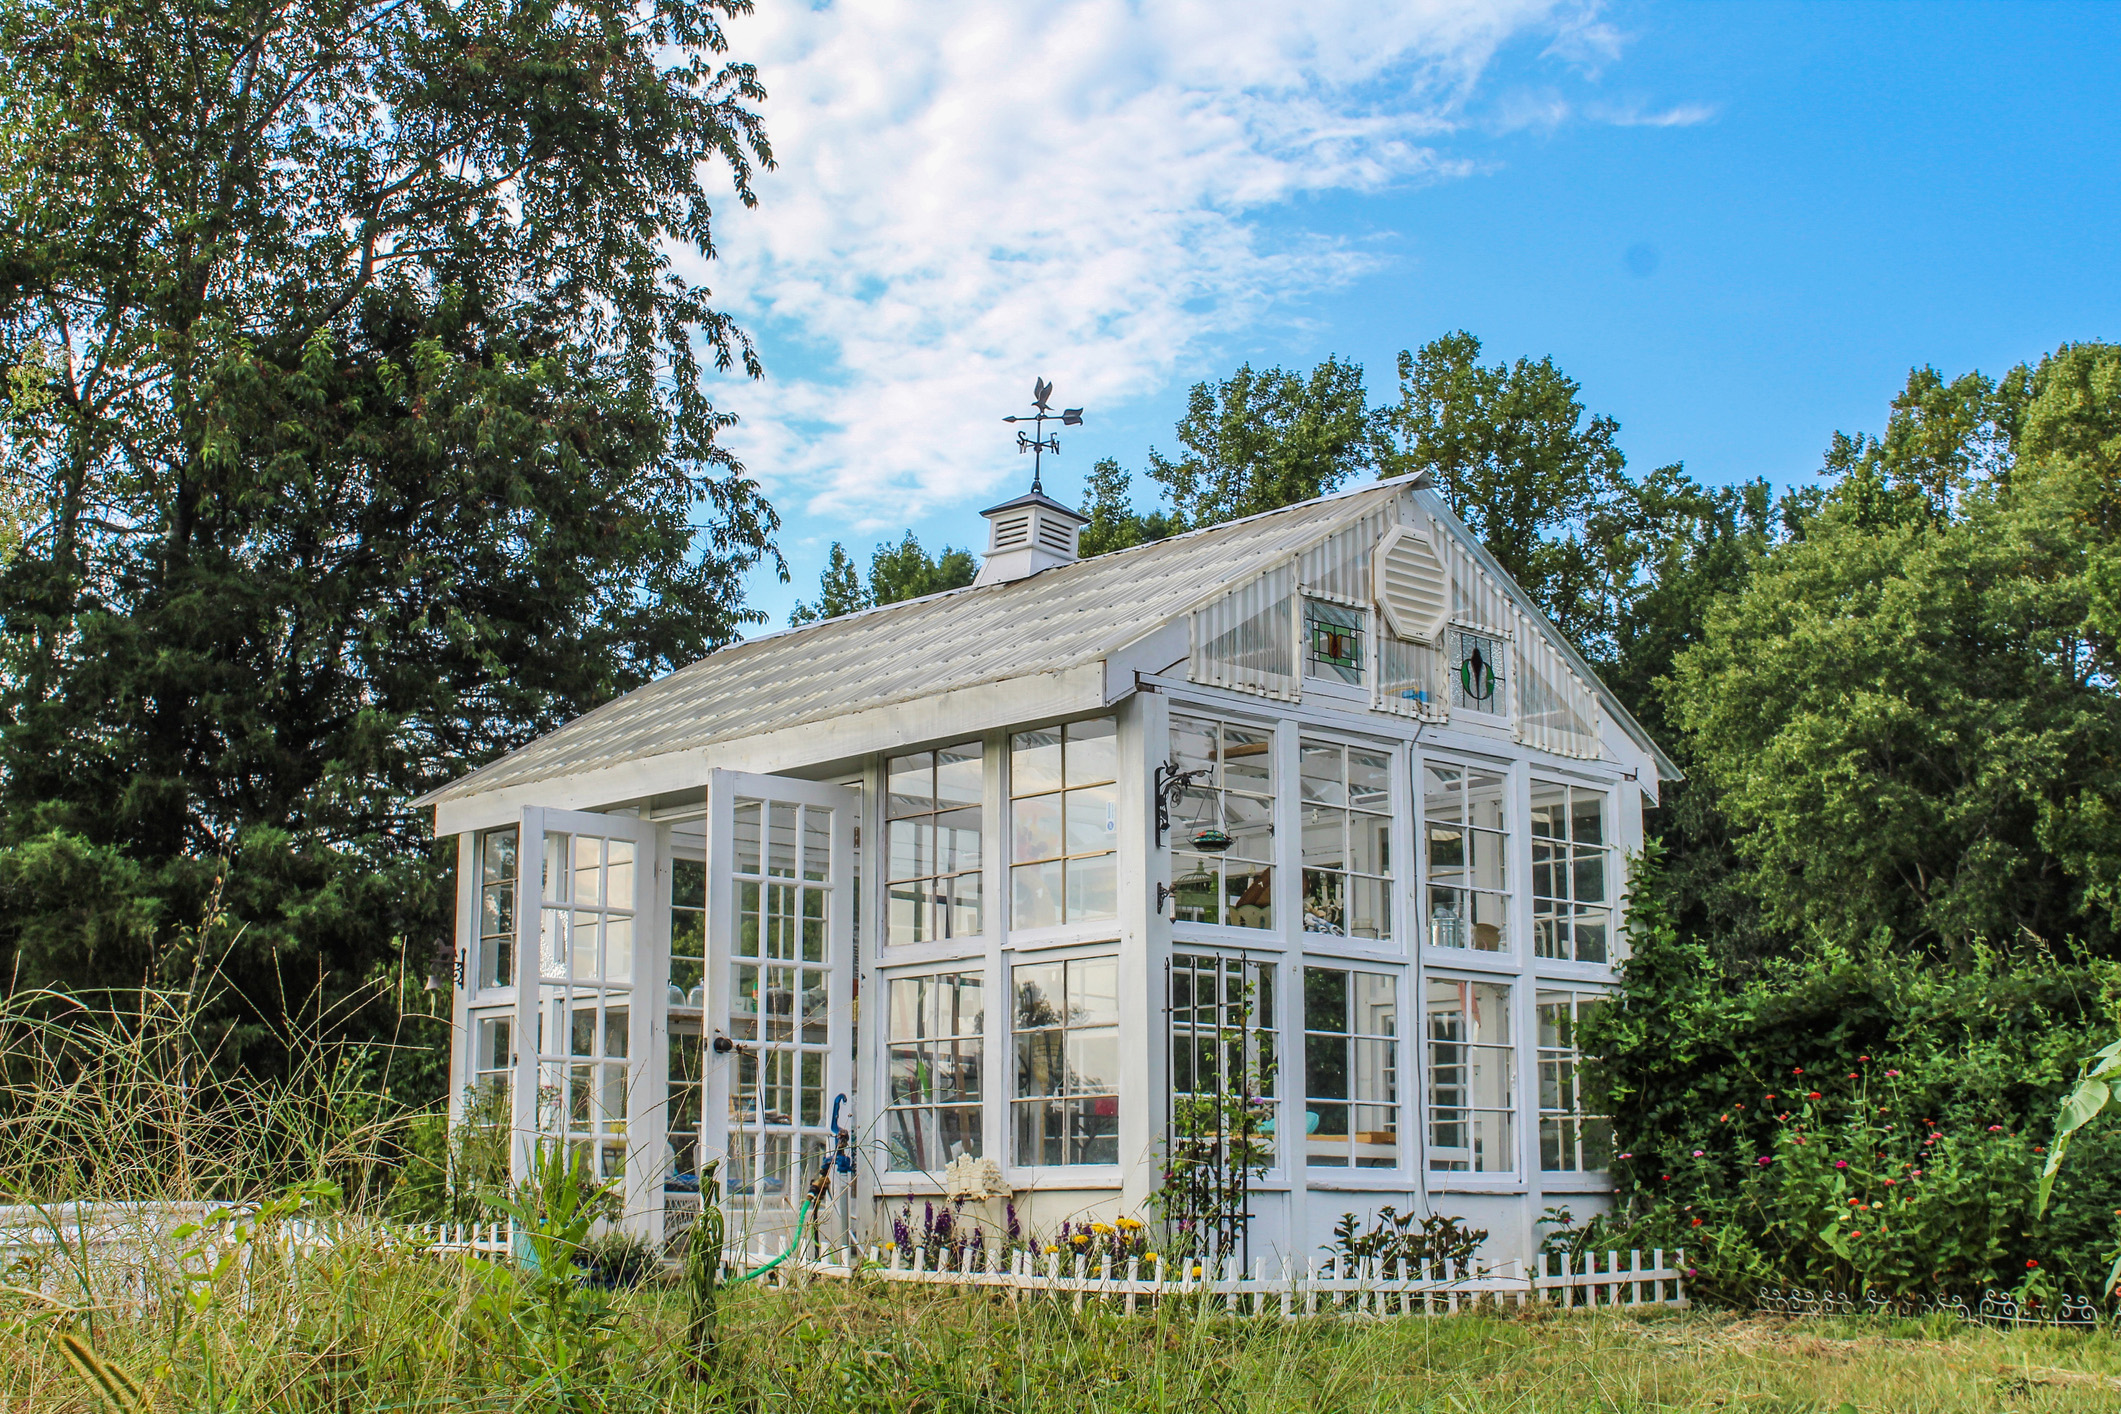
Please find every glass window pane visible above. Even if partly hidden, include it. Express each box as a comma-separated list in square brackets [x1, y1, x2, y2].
[1305, 967, 1348, 1034]
[935, 741, 983, 807]
[1572, 790, 1605, 847]
[1063, 785, 1116, 856]
[733, 802, 761, 875]
[936, 807, 983, 874]
[768, 802, 798, 877]
[1348, 749, 1390, 810]
[1065, 717, 1117, 786]
[888, 751, 935, 817]
[802, 808, 830, 883]
[1068, 957, 1119, 1026]
[1302, 807, 1346, 870]
[1068, 1027, 1119, 1094]
[1012, 729, 1064, 796]
[1066, 853, 1118, 922]
[887, 817, 930, 883]
[1012, 860, 1063, 930]
[1012, 794, 1063, 864]
[1299, 742, 1345, 806]
[949, 870, 984, 938]
[1170, 716, 1216, 777]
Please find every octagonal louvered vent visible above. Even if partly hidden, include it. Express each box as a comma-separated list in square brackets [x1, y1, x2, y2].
[1373, 524, 1450, 641]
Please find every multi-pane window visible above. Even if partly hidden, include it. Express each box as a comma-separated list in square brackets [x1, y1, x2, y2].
[1010, 718, 1118, 929]
[1531, 783, 1611, 964]
[1013, 956, 1120, 1165]
[728, 799, 835, 1197]
[1305, 598, 1367, 685]
[886, 971, 985, 1172]
[1299, 739, 1393, 940]
[886, 742, 984, 944]
[530, 828, 637, 1178]
[1170, 953, 1277, 1158]
[1426, 977, 1514, 1174]
[1168, 715, 1275, 929]
[671, 853, 706, 1007]
[1452, 627, 1506, 714]
[1425, 762, 1510, 953]
[1303, 967, 1398, 1168]
[1538, 989, 1612, 1173]
[477, 827, 517, 989]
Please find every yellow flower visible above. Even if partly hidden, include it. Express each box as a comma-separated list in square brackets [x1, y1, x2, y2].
[1117, 1217, 1143, 1230]
[1090, 1222, 1114, 1236]
[1070, 1232, 1090, 1245]
[1043, 1244, 1059, 1255]
[1144, 1252, 1160, 1263]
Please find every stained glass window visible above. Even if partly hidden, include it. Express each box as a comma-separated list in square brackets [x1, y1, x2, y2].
[1305, 598, 1367, 685]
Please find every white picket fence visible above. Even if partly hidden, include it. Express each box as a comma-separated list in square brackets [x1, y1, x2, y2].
[727, 1235, 1689, 1316]
[0, 1204, 513, 1311]
[0, 1202, 1685, 1320]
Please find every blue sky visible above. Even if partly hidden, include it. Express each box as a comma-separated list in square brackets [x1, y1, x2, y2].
[703, 1, 2121, 628]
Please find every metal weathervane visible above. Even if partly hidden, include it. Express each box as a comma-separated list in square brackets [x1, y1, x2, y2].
[1002, 377, 1083, 492]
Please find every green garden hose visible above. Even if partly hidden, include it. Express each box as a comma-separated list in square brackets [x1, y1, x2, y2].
[725, 1195, 814, 1284]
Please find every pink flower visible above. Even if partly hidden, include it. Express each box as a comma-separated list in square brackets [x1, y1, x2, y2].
[1987, 1125, 2004, 1133]
[1834, 1160, 1848, 1169]
[1885, 1070, 1900, 1077]
[1757, 1156, 1771, 1165]
[1691, 1150, 1704, 1157]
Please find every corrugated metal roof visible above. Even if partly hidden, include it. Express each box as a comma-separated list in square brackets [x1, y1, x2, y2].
[421, 480, 1418, 806]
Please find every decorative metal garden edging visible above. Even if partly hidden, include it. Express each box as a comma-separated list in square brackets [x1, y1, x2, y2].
[1757, 1286, 2110, 1329]
[728, 1235, 1690, 1317]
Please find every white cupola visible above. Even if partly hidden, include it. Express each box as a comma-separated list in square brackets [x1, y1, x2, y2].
[973, 483, 1088, 586]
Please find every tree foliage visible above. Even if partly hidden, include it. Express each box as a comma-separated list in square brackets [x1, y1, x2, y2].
[1669, 346, 2121, 957]
[1376, 331, 1627, 646]
[789, 532, 976, 624]
[0, 0, 779, 1068]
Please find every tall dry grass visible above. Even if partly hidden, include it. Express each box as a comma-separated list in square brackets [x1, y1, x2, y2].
[2, 982, 2120, 1412]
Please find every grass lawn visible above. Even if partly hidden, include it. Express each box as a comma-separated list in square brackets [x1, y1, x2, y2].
[12, 1253, 2121, 1412]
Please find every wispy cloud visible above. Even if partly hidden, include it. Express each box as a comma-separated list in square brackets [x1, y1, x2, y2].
[696, 0, 1635, 531]
[1595, 100, 1719, 127]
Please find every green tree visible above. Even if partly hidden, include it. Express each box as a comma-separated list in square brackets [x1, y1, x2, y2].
[1667, 347, 2121, 956]
[788, 532, 975, 624]
[0, 0, 778, 1070]
[1377, 331, 1627, 645]
[788, 544, 866, 625]
[1145, 357, 1375, 529]
[1077, 456, 1178, 557]
[868, 531, 976, 605]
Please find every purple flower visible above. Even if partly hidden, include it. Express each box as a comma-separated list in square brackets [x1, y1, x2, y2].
[1006, 1202, 1021, 1242]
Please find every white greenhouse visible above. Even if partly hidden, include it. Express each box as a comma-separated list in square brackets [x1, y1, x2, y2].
[419, 471, 1678, 1268]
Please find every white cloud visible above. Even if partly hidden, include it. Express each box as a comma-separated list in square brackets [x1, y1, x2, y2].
[695, 0, 1606, 530]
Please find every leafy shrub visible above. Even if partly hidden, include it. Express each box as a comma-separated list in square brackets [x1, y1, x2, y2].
[1326, 1207, 1486, 1277]
[1581, 848, 2121, 1303]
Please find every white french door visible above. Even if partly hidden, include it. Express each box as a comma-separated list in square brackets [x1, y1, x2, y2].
[511, 807, 661, 1232]
[701, 770, 858, 1245]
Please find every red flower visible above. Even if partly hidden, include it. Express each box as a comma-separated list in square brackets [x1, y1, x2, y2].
[1806, 1091, 1823, 1100]
[1690, 1217, 1703, 1227]
[1793, 1068, 1804, 1076]
[2028, 1260, 2040, 1270]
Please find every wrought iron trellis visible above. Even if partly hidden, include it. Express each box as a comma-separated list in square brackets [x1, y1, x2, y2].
[1160, 951, 1269, 1271]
